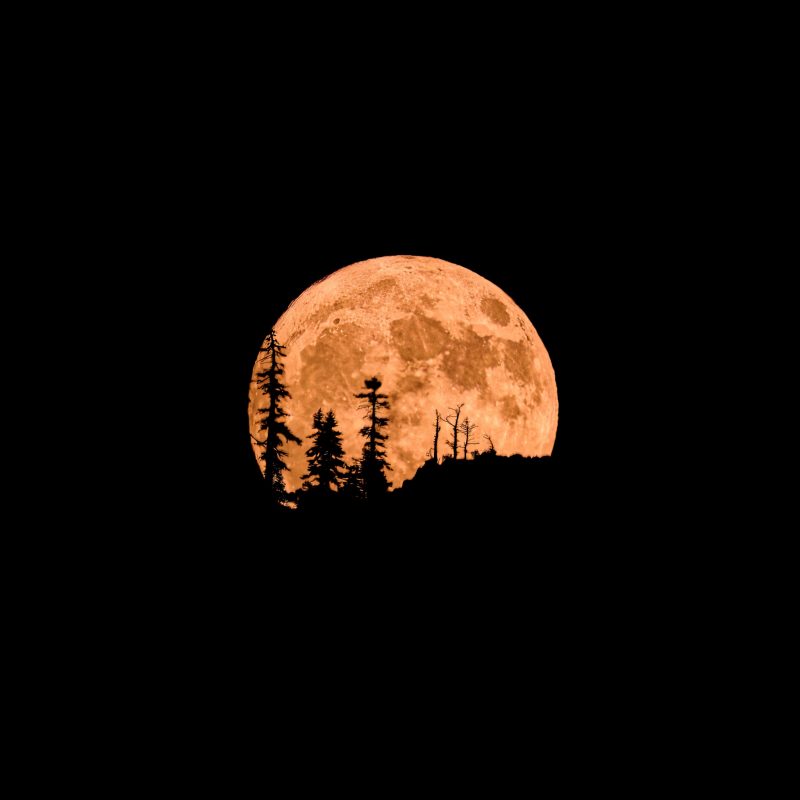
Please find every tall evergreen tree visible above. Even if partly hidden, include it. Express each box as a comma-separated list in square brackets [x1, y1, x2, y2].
[302, 409, 346, 493]
[253, 329, 301, 506]
[355, 376, 392, 500]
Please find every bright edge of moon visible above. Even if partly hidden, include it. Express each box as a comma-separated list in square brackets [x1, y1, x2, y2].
[249, 255, 558, 492]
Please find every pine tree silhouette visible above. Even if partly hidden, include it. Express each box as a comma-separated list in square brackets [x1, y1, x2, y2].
[355, 376, 392, 500]
[252, 329, 301, 506]
[340, 459, 364, 501]
[302, 409, 346, 493]
[302, 409, 325, 490]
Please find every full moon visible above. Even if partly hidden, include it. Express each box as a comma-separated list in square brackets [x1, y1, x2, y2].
[249, 256, 558, 492]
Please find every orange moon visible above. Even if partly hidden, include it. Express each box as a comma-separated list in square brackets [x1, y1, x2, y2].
[249, 256, 558, 492]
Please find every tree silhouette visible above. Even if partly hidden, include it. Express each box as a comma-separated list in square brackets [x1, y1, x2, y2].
[444, 404, 464, 459]
[253, 329, 302, 506]
[302, 409, 324, 489]
[460, 417, 479, 459]
[340, 459, 363, 501]
[302, 409, 346, 493]
[355, 376, 392, 500]
[483, 434, 496, 455]
[428, 410, 442, 463]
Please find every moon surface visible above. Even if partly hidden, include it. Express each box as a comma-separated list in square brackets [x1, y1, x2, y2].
[249, 256, 558, 492]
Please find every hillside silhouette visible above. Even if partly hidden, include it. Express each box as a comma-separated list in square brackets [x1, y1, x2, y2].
[392, 454, 556, 510]
[261, 453, 567, 533]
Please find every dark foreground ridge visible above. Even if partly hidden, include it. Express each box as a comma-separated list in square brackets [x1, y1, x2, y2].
[271, 453, 570, 531]
[392, 454, 557, 511]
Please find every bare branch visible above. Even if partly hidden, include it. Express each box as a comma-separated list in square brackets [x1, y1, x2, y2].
[444, 403, 464, 459]
[459, 417, 479, 459]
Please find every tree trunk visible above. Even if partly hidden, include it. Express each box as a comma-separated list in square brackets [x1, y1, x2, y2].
[452, 407, 461, 459]
[370, 394, 377, 458]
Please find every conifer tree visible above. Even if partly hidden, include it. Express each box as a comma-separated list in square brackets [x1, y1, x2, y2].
[355, 376, 392, 500]
[340, 460, 364, 501]
[302, 409, 346, 493]
[253, 330, 301, 505]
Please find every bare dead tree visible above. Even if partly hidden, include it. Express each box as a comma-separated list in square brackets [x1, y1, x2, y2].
[444, 403, 464, 459]
[460, 417, 479, 459]
[483, 433, 496, 454]
[431, 410, 442, 463]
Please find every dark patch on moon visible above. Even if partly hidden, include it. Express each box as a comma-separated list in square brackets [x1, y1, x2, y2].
[503, 340, 534, 385]
[394, 409, 420, 428]
[391, 314, 451, 361]
[299, 323, 366, 406]
[333, 318, 340, 325]
[397, 371, 427, 395]
[530, 369, 544, 404]
[500, 394, 522, 419]
[362, 277, 414, 312]
[443, 325, 500, 391]
[481, 297, 511, 326]
[370, 278, 399, 296]
[420, 294, 437, 309]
